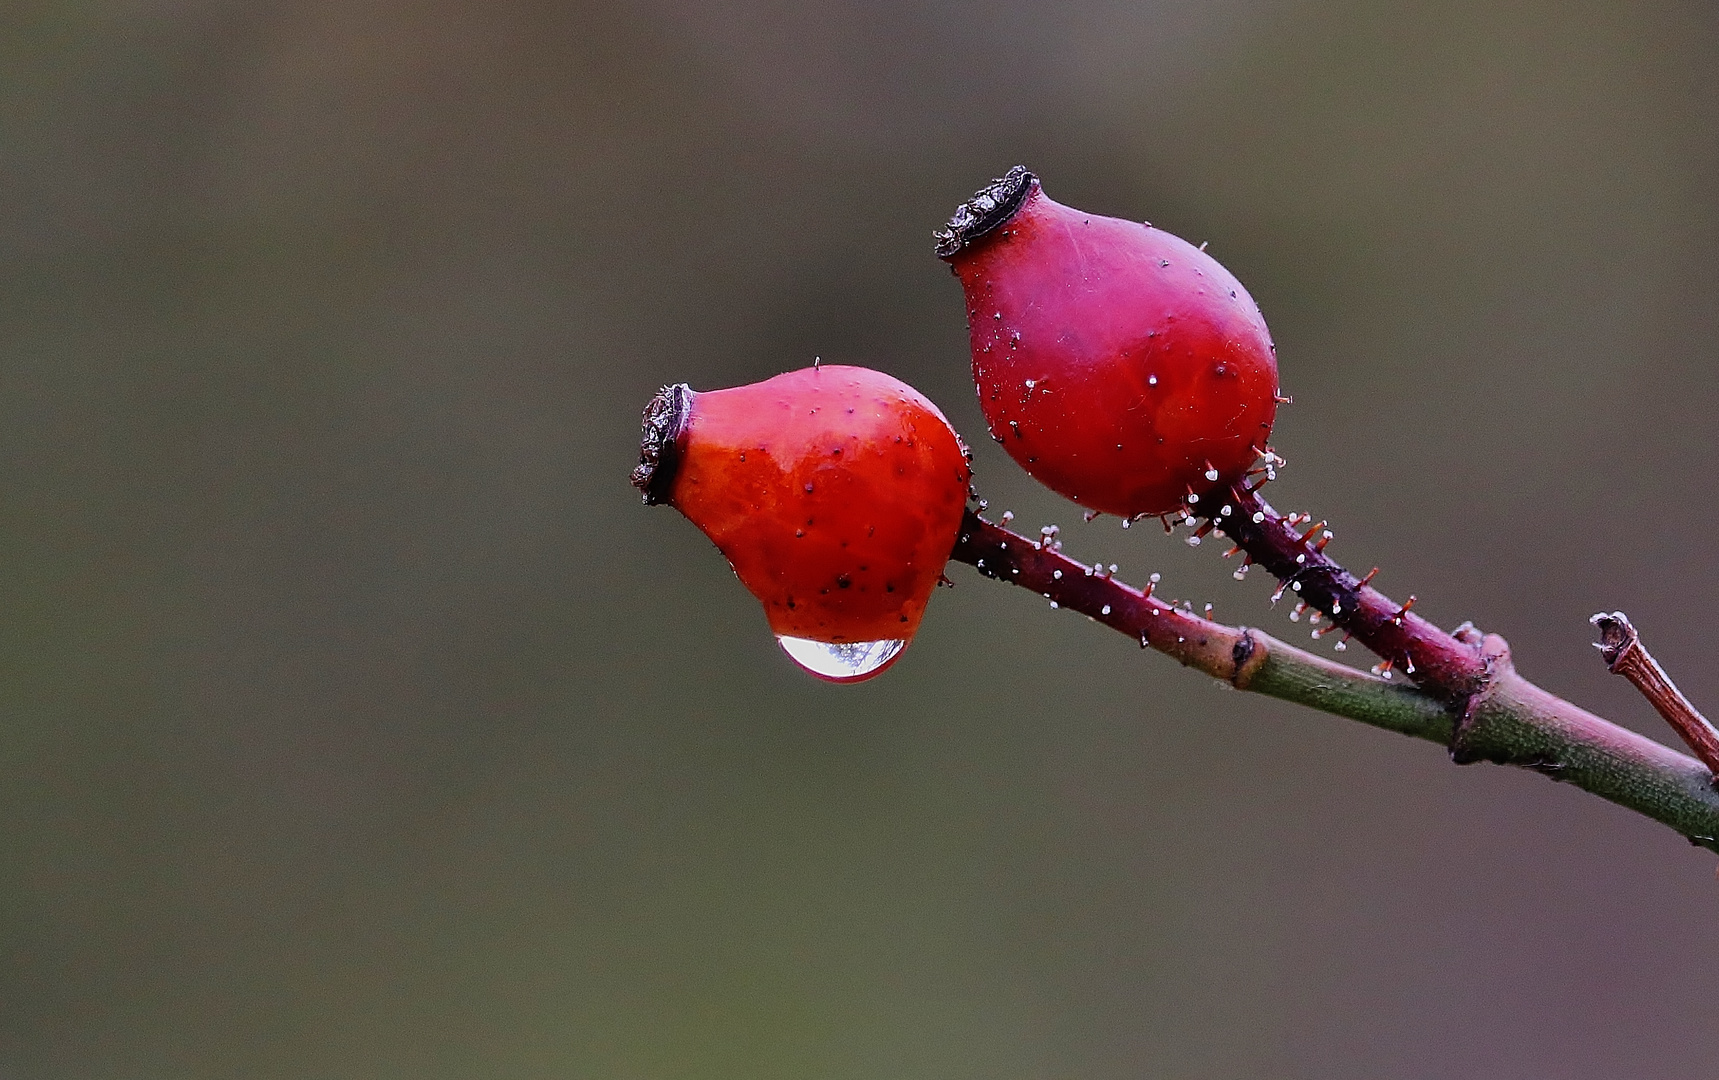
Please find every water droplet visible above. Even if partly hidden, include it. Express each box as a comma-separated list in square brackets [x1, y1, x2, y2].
[1204, 468, 1219, 481]
[1101, 605, 1112, 616]
[776, 636, 906, 682]
[1252, 511, 1265, 523]
[1052, 569, 1063, 579]
[1148, 375, 1158, 386]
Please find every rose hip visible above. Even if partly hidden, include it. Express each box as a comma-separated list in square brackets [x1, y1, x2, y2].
[632, 365, 971, 681]
[937, 167, 1279, 519]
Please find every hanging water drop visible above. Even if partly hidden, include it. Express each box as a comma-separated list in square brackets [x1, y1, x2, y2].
[776, 636, 908, 682]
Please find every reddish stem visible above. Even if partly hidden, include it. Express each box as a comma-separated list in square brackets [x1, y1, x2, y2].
[1210, 484, 1490, 706]
[951, 510, 1262, 681]
[1592, 612, 1719, 777]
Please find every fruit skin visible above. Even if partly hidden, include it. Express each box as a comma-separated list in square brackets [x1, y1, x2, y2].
[936, 167, 1278, 519]
[632, 365, 971, 677]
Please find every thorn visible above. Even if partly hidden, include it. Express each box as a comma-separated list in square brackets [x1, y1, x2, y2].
[1204, 602, 1215, 618]
[1298, 519, 1328, 544]
[1334, 633, 1351, 652]
[1357, 567, 1379, 589]
[1083, 509, 1101, 523]
[1274, 393, 1294, 404]
[1392, 595, 1418, 625]
[1223, 544, 1242, 558]
[1000, 510, 1015, 526]
[1270, 580, 1288, 606]
[1289, 601, 1306, 622]
[813, 355, 822, 369]
[1370, 659, 1395, 679]
[937, 573, 954, 587]
[1313, 530, 1334, 554]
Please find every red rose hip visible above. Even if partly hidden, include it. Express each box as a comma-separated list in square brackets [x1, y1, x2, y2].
[936, 167, 1279, 519]
[632, 365, 971, 682]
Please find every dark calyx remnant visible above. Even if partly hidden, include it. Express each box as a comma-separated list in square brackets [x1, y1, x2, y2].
[934, 166, 1037, 259]
[631, 383, 694, 505]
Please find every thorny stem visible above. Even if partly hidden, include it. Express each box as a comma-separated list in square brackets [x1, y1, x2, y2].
[1208, 483, 1490, 705]
[950, 509, 1719, 854]
[1592, 612, 1719, 776]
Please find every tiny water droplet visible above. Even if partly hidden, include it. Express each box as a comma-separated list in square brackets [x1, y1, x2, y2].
[1204, 468, 1219, 481]
[1101, 605, 1112, 616]
[1049, 601, 1059, 609]
[1052, 569, 1063, 579]
[776, 636, 906, 682]
[1252, 511, 1265, 523]
[1148, 375, 1158, 386]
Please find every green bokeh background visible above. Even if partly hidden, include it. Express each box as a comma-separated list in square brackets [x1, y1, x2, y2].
[3, 1, 1717, 1076]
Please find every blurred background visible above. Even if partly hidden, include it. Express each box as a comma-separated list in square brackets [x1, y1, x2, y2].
[3, 0, 1717, 1076]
